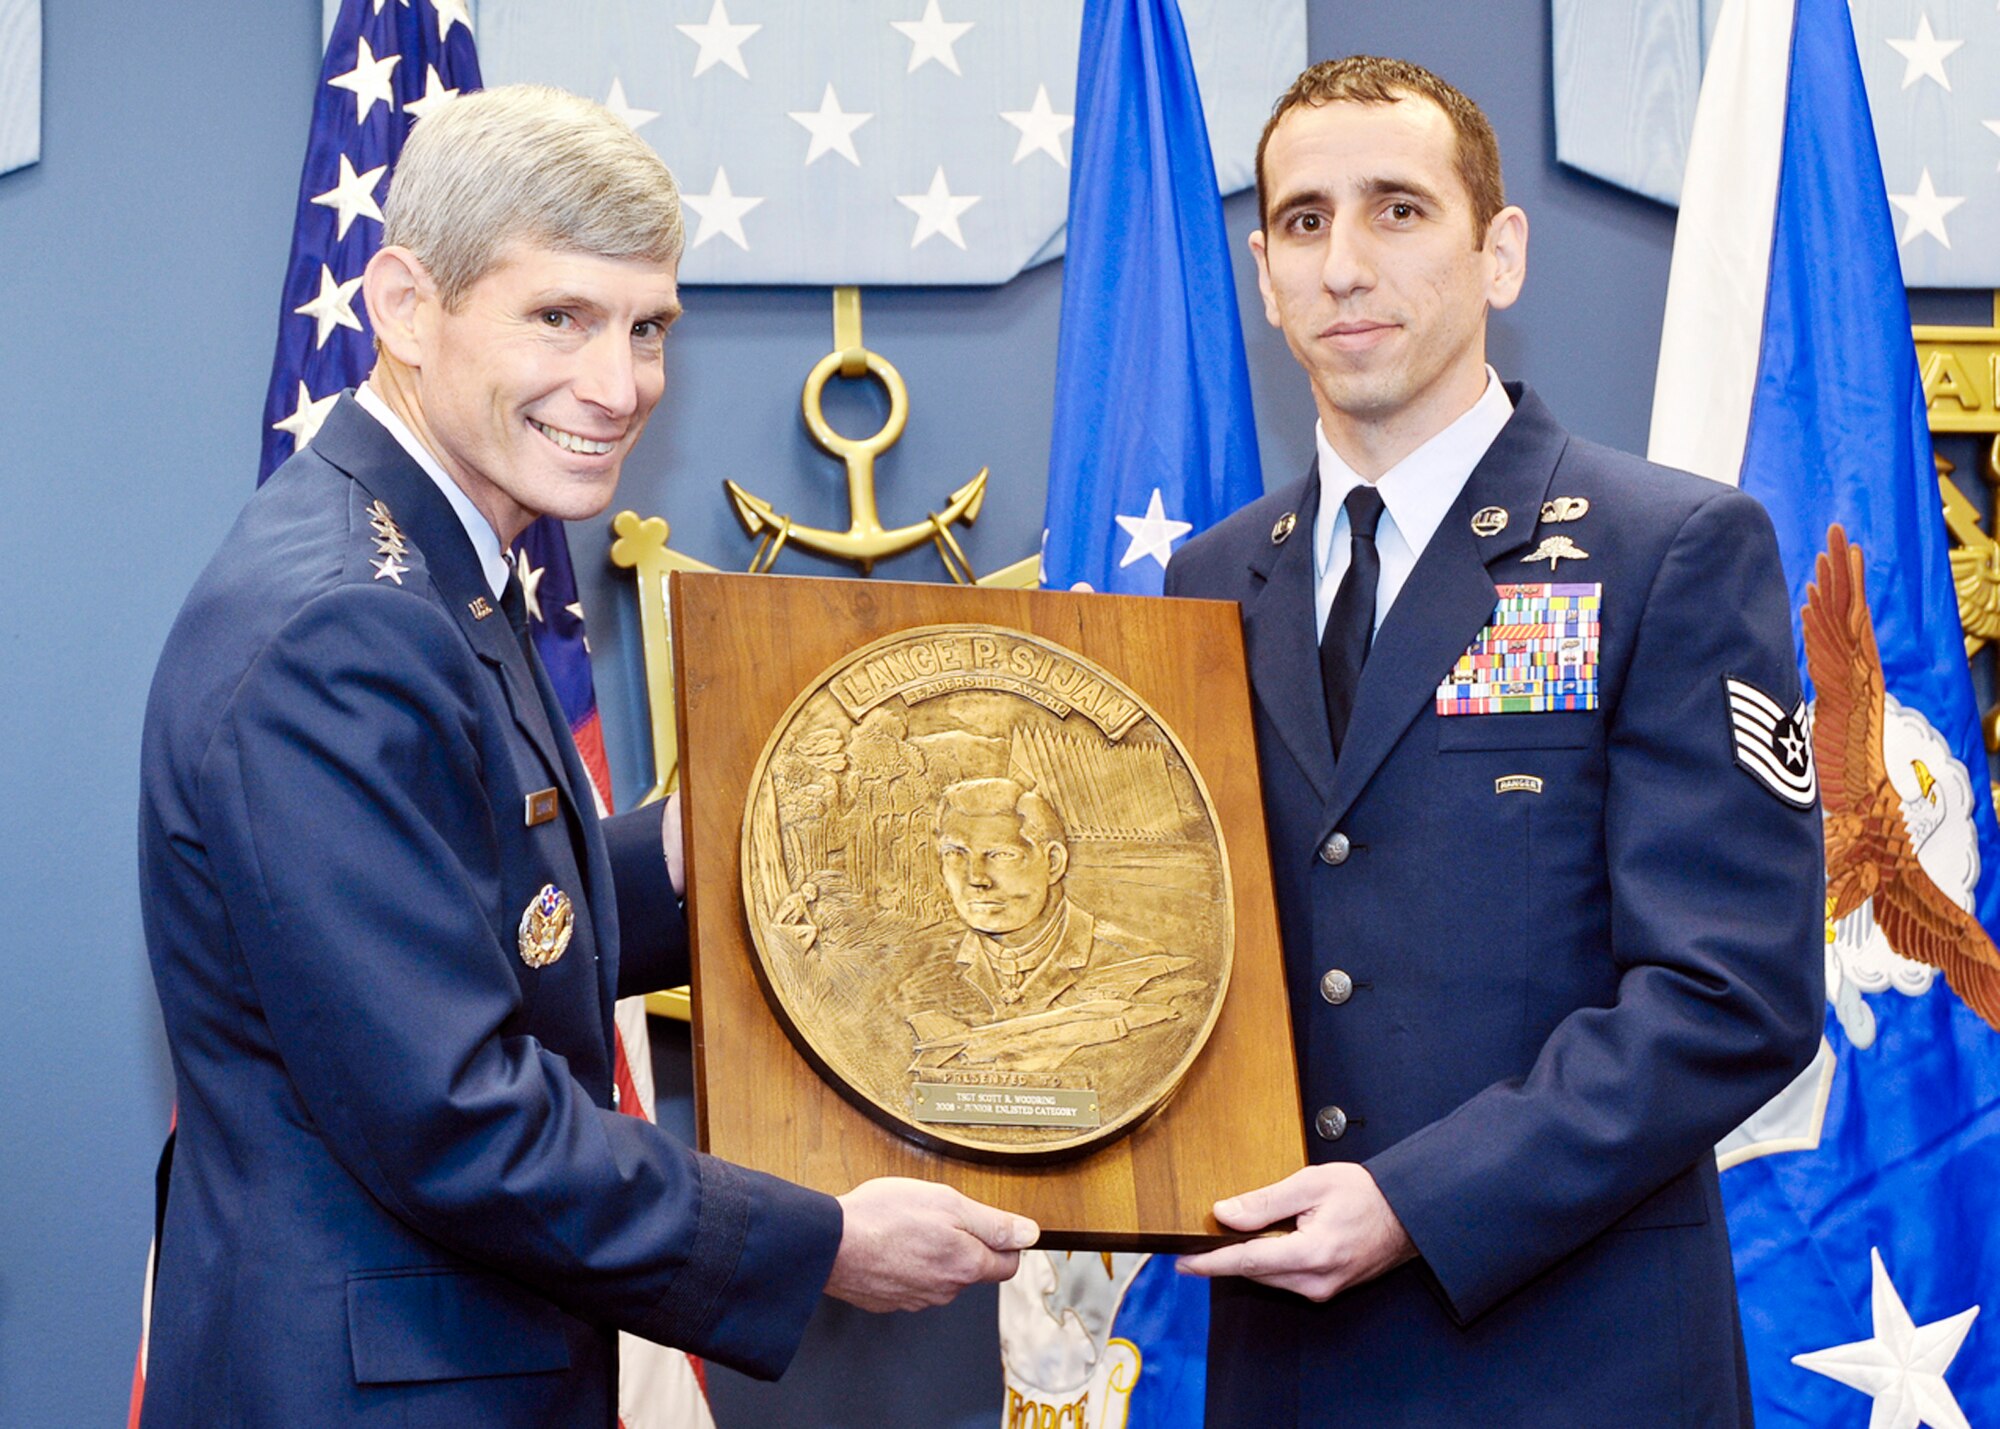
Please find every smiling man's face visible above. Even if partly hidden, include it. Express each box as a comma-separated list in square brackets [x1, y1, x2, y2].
[1250, 94, 1522, 468]
[404, 243, 682, 542]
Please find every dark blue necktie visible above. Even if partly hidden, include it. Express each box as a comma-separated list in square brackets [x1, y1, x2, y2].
[1320, 484, 1385, 757]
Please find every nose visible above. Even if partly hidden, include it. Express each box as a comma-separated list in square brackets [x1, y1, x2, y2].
[574, 329, 640, 419]
[1319, 213, 1375, 299]
[966, 854, 993, 887]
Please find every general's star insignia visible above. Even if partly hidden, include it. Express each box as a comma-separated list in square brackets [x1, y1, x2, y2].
[371, 553, 409, 585]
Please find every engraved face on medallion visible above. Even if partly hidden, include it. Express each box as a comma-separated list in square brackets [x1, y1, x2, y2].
[740, 624, 1234, 1160]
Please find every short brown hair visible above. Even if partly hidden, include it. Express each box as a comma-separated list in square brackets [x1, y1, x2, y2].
[1255, 56, 1505, 244]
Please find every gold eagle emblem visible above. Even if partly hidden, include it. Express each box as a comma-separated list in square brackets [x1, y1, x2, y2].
[1803, 524, 2000, 1029]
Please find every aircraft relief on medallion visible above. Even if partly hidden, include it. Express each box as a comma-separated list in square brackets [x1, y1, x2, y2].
[740, 624, 1234, 1160]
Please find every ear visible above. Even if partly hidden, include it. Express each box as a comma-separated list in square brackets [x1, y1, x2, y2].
[361, 246, 433, 368]
[1248, 229, 1282, 329]
[1045, 840, 1070, 884]
[1483, 205, 1528, 313]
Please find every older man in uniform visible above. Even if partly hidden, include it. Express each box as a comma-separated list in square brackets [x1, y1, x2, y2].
[138, 86, 1034, 1429]
[1169, 57, 1822, 1426]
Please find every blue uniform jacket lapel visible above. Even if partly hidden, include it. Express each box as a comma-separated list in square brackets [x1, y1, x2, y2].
[1241, 467, 1337, 803]
[309, 396, 615, 1039]
[1320, 386, 1571, 833]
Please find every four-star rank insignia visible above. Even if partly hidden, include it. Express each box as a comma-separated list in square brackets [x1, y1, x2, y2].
[518, 883, 575, 968]
[365, 499, 412, 586]
[1723, 676, 1817, 808]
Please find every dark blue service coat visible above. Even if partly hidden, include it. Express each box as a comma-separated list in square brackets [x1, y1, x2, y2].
[1165, 387, 1823, 1426]
[137, 397, 841, 1428]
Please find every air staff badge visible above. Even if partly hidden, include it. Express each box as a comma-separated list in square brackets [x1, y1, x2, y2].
[518, 884, 574, 968]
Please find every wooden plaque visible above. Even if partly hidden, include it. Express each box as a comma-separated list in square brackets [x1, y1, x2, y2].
[672, 571, 1303, 1249]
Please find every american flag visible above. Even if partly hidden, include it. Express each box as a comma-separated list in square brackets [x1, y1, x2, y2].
[135, 3, 707, 1424]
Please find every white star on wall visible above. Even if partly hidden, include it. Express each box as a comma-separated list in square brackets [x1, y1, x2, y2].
[328, 36, 401, 125]
[1983, 118, 2000, 169]
[604, 78, 658, 133]
[311, 154, 387, 240]
[892, 1, 974, 76]
[404, 65, 460, 123]
[677, 0, 761, 80]
[295, 265, 366, 349]
[897, 167, 980, 249]
[1001, 84, 1074, 166]
[789, 85, 873, 167]
[273, 382, 340, 450]
[684, 168, 764, 250]
[1115, 489, 1194, 570]
[1792, 1248, 1978, 1429]
[432, 0, 473, 45]
[1886, 15, 1962, 92]
[1888, 168, 1966, 249]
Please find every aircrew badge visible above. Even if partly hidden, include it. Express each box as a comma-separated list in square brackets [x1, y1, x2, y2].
[1437, 583, 1602, 714]
[518, 884, 575, 968]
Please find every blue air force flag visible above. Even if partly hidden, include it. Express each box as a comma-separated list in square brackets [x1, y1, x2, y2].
[1555, 0, 2000, 287]
[1035, 0, 1262, 598]
[463, 0, 1303, 285]
[1000, 3, 1255, 1424]
[1650, 0, 2000, 1420]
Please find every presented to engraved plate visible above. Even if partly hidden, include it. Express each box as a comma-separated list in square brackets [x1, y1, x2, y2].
[673, 573, 1303, 1248]
[741, 625, 1233, 1158]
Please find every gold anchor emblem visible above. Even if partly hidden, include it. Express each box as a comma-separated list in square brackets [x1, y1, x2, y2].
[724, 288, 990, 580]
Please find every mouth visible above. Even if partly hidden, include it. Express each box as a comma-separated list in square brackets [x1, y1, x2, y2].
[1321, 320, 1397, 349]
[529, 418, 619, 456]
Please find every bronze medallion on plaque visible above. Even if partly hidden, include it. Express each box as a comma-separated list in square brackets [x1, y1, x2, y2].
[740, 625, 1233, 1161]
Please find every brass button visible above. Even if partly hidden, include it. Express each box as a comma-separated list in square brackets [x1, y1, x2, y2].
[1314, 1105, 1349, 1141]
[1318, 832, 1351, 865]
[1319, 969, 1354, 1005]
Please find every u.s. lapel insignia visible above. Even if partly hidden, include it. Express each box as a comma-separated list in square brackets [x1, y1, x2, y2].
[1540, 497, 1590, 523]
[518, 884, 575, 968]
[1522, 536, 1589, 572]
[468, 596, 494, 621]
[1470, 505, 1509, 537]
[1271, 512, 1297, 545]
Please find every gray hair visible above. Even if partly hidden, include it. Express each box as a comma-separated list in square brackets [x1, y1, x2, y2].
[935, 778, 1068, 852]
[382, 84, 683, 308]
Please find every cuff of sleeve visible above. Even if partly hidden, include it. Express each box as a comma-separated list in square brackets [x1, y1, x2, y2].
[602, 805, 688, 995]
[632, 1158, 842, 1380]
[1365, 1127, 1499, 1327]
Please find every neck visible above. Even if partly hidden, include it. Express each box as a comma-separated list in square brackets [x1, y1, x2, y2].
[366, 358, 533, 547]
[1316, 360, 1490, 482]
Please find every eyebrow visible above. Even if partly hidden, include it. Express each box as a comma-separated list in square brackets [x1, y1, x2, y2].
[1268, 174, 1449, 226]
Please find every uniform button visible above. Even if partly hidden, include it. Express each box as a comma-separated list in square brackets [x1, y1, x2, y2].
[611, 1086, 621, 1109]
[1319, 969, 1354, 1005]
[1314, 1105, 1349, 1141]
[1318, 832, 1351, 865]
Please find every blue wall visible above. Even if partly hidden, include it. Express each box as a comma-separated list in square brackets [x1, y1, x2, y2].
[1, 2, 1987, 1425]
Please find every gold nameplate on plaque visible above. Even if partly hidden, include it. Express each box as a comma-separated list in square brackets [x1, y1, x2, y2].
[525, 788, 560, 827]
[740, 624, 1234, 1161]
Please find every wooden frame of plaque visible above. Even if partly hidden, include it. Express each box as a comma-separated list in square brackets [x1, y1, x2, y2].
[673, 571, 1303, 1250]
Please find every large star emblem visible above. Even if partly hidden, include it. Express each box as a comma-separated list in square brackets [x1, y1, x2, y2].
[1115, 489, 1194, 570]
[1792, 1247, 1979, 1429]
